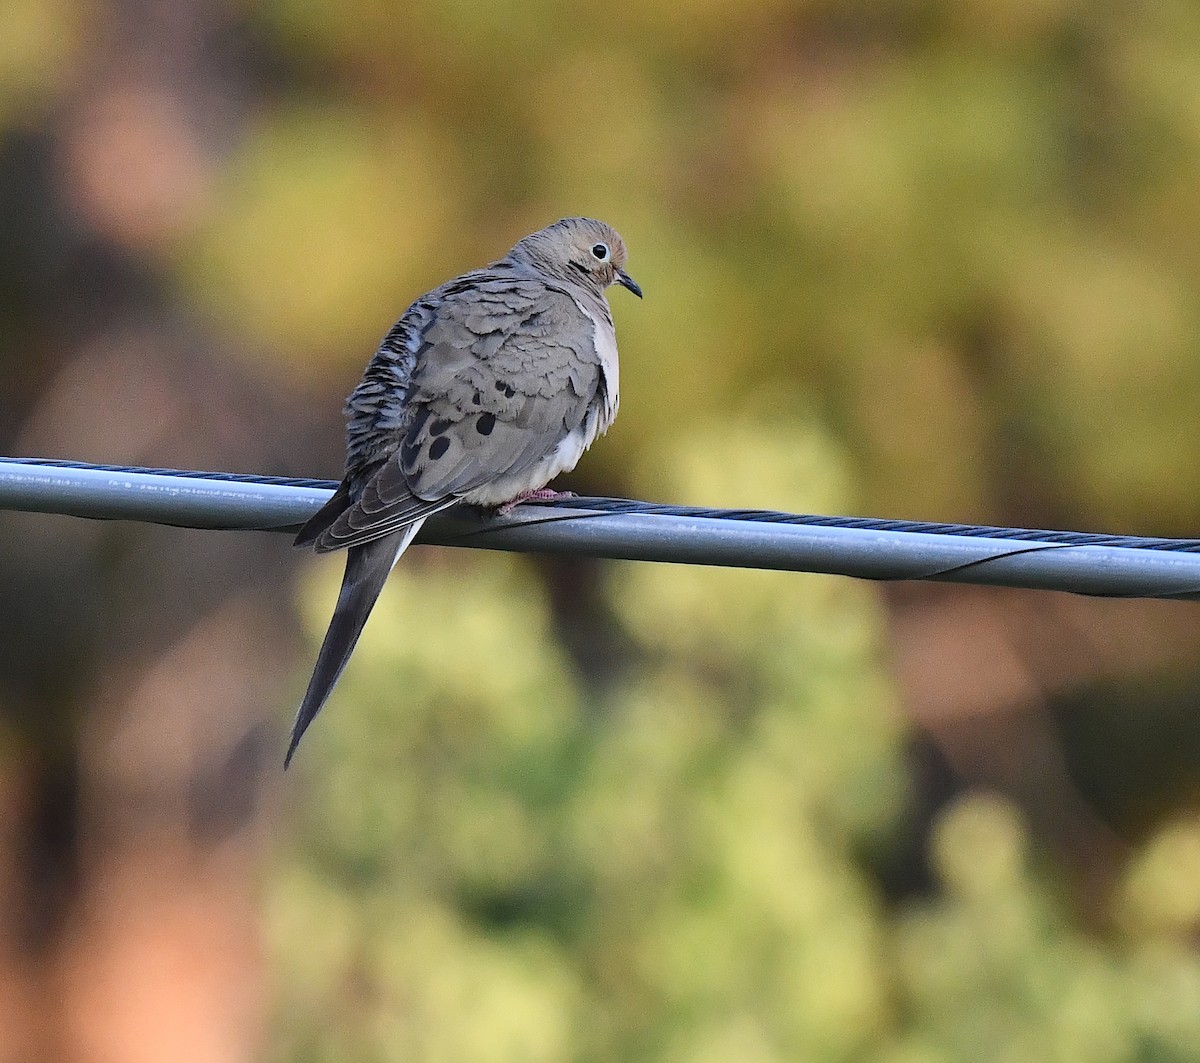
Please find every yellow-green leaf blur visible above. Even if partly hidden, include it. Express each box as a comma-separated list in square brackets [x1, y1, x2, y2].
[3, 0, 1200, 1060]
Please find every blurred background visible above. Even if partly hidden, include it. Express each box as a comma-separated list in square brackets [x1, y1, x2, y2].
[3, 0, 1200, 1060]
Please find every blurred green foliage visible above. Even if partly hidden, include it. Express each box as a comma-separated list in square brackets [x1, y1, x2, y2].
[6, 0, 1200, 1056]
[272, 429, 908, 1061]
[237, 0, 1200, 1058]
[273, 430, 1200, 1062]
[0, 0, 80, 126]
[173, 0, 1200, 531]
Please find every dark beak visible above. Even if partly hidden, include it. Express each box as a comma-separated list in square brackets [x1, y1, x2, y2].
[616, 268, 643, 299]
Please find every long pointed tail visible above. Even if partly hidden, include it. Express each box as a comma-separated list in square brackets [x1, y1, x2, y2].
[285, 521, 423, 767]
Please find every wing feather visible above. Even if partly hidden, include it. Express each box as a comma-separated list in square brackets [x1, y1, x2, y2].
[307, 274, 603, 553]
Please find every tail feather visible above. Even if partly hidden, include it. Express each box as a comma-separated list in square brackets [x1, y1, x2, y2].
[284, 521, 423, 767]
[294, 481, 352, 549]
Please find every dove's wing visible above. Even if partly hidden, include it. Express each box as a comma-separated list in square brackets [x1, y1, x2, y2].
[309, 275, 608, 553]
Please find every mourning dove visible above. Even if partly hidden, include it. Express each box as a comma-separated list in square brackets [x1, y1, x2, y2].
[285, 217, 641, 766]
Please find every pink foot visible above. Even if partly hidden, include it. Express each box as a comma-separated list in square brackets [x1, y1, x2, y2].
[496, 488, 577, 515]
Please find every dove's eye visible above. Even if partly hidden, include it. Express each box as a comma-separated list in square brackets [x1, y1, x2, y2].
[591, 243, 610, 261]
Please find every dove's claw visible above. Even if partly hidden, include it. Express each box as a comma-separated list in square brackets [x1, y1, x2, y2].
[496, 489, 577, 516]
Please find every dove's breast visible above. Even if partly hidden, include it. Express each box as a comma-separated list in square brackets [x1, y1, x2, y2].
[573, 293, 619, 426]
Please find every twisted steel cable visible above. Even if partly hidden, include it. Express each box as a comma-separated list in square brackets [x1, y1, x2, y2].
[2, 456, 1198, 599]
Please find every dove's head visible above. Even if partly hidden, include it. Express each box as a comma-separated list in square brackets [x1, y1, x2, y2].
[509, 217, 642, 299]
